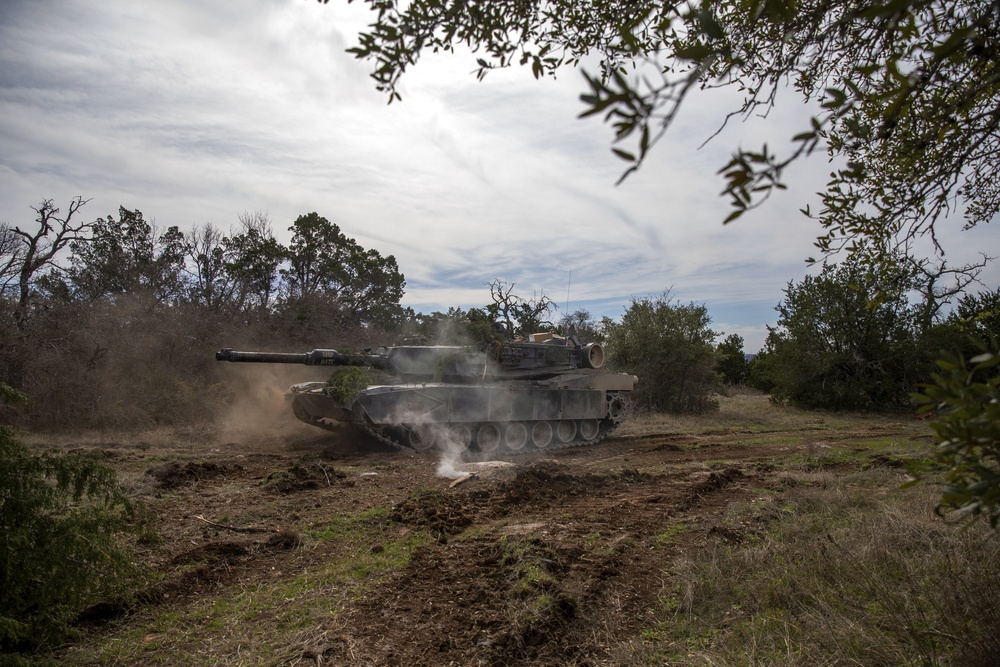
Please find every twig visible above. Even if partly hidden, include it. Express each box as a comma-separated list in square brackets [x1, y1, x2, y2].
[317, 463, 332, 486]
[188, 514, 276, 534]
[449, 472, 479, 488]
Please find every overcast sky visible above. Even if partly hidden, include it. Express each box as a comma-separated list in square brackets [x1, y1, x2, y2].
[2, 0, 997, 352]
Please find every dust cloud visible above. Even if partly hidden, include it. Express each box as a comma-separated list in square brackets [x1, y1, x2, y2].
[216, 364, 326, 445]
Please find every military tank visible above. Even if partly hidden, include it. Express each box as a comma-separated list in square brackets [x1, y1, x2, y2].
[216, 332, 637, 454]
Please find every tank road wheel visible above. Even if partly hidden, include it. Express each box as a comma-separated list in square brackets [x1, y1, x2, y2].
[504, 423, 529, 452]
[476, 423, 502, 454]
[555, 420, 577, 444]
[407, 424, 437, 451]
[579, 419, 600, 441]
[447, 424, 473, 451]
[531, 421, 553, 449]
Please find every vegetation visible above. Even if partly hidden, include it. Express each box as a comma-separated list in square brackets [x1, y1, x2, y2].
[910, 345, 1000, 526]
[715, 333, 748, 387]
[647, 469, 1000, 665]
[0, 200, 405, 430]
[604, 293, 720, 414]
[760, 258, 921, 410]
[281, 212, 405, 327]
[23, 393, 993, 666]
[330, 0, 1000, 521]
[0, 383, 146, 655]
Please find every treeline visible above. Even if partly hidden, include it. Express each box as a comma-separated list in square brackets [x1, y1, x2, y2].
[747, 258, 999, 411]
[2, 197, 997, 429]
[0, 199, 405, 429]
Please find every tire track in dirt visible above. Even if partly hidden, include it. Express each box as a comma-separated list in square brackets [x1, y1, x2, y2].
[314, 461, 756, 666]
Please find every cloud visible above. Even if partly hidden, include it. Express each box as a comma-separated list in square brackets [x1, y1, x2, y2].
[1, 0, 996, 356]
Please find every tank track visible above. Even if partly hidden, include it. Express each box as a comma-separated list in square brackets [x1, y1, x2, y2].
[344, 391, 632, 456]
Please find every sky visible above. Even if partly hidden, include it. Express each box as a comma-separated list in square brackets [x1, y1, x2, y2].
[2, 0, 997, 353]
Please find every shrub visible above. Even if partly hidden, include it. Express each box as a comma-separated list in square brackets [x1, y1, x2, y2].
[0, 383, 147, 654]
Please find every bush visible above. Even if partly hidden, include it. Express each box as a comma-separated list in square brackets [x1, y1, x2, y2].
[0, 384, 147, 654]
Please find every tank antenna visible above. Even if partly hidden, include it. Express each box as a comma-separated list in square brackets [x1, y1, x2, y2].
[564, 269, 572, 329]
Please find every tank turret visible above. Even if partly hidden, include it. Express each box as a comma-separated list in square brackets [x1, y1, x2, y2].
[216, 336, 636, 454]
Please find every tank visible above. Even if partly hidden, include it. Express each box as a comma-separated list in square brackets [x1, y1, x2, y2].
[216, 333, 637, 454]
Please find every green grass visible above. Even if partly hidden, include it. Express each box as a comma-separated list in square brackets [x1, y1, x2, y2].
[59, 511, 430, 666]
[651, 522, 686, 548]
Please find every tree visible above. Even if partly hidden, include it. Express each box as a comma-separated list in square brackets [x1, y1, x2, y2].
[0, 198, 94, 332]
[604, 293, 719, 413]
[950, 287, 1000, 344]
[558, 308, 605, 343]
[485, 278, 554, 338]
[281, 212, 405, 326]
[222, 211, 285, 315]
[335, 0, 1000, 267]
[66, 207, 186, 303]
[183, 222, 236, 312]
[763, 258, 921, 410]
[400, 306, 494, 345]
[716, 333, 749, 386]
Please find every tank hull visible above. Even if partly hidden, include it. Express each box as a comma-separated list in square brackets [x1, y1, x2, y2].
[288, 372, 637, 453]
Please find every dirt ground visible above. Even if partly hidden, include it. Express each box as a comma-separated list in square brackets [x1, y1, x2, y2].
[30, 395, 930, 666]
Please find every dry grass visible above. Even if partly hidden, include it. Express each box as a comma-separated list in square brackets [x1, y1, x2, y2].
[619, 389, 929, 441]
[633, 468, 1000, 666]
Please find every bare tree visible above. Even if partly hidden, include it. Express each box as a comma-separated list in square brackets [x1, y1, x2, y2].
[907, 254, 993, 334]
[486, 278, 554, 338]
[6, 198, 94, 331]
[0, 223, 24, 297]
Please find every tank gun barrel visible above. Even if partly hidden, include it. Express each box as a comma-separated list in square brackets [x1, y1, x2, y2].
[216, 348, 389, 369]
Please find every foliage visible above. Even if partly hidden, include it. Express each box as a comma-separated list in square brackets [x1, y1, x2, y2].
[0, 201, 410, 428]
[325, 366, 374, 404]
[763, 259, 921, 410]
[950, 287, 1000, 344]
[604, 293, 719, 414]
[64, 206, 186, 302]
[910, 345, 1000, 526]
[0, 383, 146, 653]
[220, 211, 285, 314]
[400, 306, 495, 345]
[282, 212, 405, 327]
[746, 349, 776, 393]
[715, 333, 748, 386]
[335, 0, 1000, 267]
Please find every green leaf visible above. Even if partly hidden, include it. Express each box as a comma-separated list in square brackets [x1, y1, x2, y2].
[612, 147, 636, 162]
